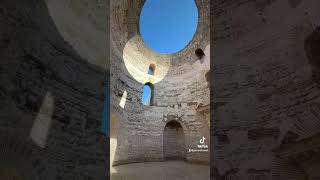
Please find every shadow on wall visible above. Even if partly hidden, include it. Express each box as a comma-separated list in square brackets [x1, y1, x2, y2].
[305, 26, 320, 85]
[0, 0, 108, 179]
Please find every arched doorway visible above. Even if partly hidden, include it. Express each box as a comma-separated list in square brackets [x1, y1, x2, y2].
[163, 120, 186, 160]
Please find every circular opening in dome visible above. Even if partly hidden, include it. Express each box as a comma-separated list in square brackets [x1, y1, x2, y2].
[139, 0, 198, 54]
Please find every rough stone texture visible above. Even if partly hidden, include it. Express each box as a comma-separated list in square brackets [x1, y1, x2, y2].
[110, 0, 210, 172]
[111, 161, 210, 180]
[0, 0, 108, 179]
[212, 0, 320, 179]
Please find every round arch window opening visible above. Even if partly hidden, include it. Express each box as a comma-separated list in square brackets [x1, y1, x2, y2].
[139, 0, 199, 54]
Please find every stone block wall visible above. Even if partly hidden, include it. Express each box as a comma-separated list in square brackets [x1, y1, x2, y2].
[212, 0, 320, 179]
[0, 0, 109, 179]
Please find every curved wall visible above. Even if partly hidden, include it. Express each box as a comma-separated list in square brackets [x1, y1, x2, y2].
[110, 0, 210, 165]
[0, 0, 108, 179]
[212, 0, 320, 179]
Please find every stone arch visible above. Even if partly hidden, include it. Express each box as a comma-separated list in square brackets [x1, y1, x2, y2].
[195, 48, 205, 59]
[148, 64, 155, 75]
[141, 82, 154, 106]
[163, 120, 186, 160]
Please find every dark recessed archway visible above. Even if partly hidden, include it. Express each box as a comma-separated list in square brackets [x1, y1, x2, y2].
[163, 120, 186, 160]
[148, 64, 155, 75]
[195, 48, 205, 59]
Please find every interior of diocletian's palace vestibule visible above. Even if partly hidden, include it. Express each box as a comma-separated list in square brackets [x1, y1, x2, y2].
[110, 0, 210, 179]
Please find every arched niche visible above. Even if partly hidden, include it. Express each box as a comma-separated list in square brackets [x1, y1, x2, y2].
[163, 120, 186, 160]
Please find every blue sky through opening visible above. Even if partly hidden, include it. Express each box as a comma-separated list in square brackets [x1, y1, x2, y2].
[142, 85, 151, 105]
[148, 67, 153, 75]
[140, 0, 198, 54]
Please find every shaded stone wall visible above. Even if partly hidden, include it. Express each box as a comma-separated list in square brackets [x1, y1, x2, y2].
[212, 0, 320, 179]
[0, 0, 108, 179]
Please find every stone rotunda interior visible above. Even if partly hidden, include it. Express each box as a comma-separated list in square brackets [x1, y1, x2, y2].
[110, 0, 210, 179]
[4, 0, 320, 179]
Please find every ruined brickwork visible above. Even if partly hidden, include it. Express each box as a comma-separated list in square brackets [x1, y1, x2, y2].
[110, 0, 210, 166]
[0, 0, 108, 179]
[212, 0, 320, 179]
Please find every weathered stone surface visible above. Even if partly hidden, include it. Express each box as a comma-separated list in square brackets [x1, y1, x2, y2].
[0, 0, 108, 179]
[111, 161, 209, 180]
[212, 0, 320, 179]
[248, 128, 280, 140]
